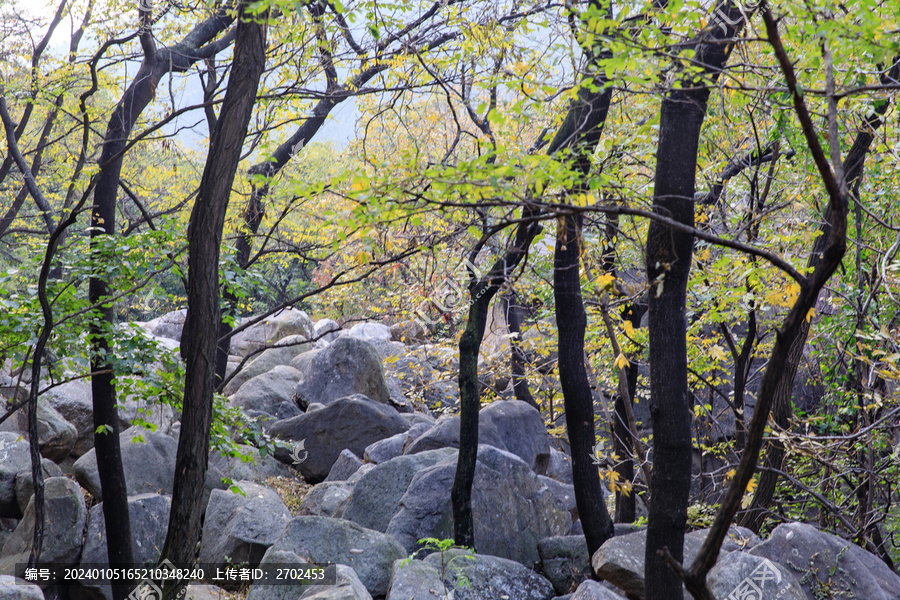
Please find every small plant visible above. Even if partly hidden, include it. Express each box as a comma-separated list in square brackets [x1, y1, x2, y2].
[401, 538, 475, 599]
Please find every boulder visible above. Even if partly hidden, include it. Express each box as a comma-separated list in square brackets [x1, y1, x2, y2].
[750, 522, 900, 600]
[390, 321, 428, 345]
[184, 584, 229, 600]
[73, 427, 224, 501]
[199, 480, 291, 569]
[230, 309, 315, 358]
[292, 339, 390, 408]
[313, 319, 341, 343]
[0, 575, 44, 600]
[298, 464, 375, 518]
[0, 477, 87, 577]
[401, 413, 436, 428]
[2, 399, 77, 462]
[383, 356, 433, 395]
[708, 552, 805, 600]
[44, 380, 95, 456]
[539, 476, 579, 520]
[570, 580, 624, 600]
[227, 365, 304, 421]
[538, 536, 590, 595]
[269, 397, 408, 483]
[403, 415, 507, 456]
[685, 525, 761, 553]
[0, 433, 30, 518]
[142, 309, 187, 341]
[386, 446, 571, 566]
[346, 323, 392, 343]
[423, 550, 556, 600]
[324, 450, 364, 482]
[264, 516, 405, 597]
[547, 449, 573, 485]
[591, 529, 705, 600]
[299, 564, 372, 600]
[343, 448, 456, 533]
[247, 549, 313, 600]
[480, 400, 551, 473]
[223, 338, 311, 396]
[364, 422, 432, 465]
[209, 446, 295, 483]
[15, 459, 63, 515]
[386, 558, 446, 600]
[78, 494, 171, 600]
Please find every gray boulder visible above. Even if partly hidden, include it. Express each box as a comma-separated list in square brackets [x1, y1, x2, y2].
[386, 558, 446, 600]
[538, 536, 590, 595]
[73, 427, 224, 501]
[0, 575, 44, 600]
[44, 380, 95, 456]
[591, 529, 705, 600]
[0, 433, 30, 518]
[142, 309, 187, 341]
[298, 481, 354, 518]
[231, 309, 315, 358]
[313, 319, 341, 343]
[547, 449, 573, 484]
[401, 413, 436, 428]
[750, 522, 900, 600]
[685, 525, 761, 553]
[343, 448, 456, 532]
[403, 415, 507, 456]
[539, 476, 579, 520]
[269, 396, 408, 483]
[78, 494, 171, 600]
[423, 550, 556, 600]
[227, 365, 304, 421]
[708, 552, 805, 600]
[364, 422, 431, 465]
[247, 549, 313, 600]
[2, 399, 77, 462]
[265, 516, 405, 597]
[324, 450, 364, 482]
[300, 565, 372, 600]
[480, 400, 551, 474]
[15, 459, 63, 515]
[0, 477, 86, 577]
[292, 338, 390, 408]
[199, 480, 291, 568]
[184, 584, 228, 600]
[383, 356, 433, 395]
[570, 580, 624, 600]
[387, 445, 571, 566]
[224, 338, 311, 396]
[390, 321, 428, 345]
[209, 446, 295, 484]
[346, 323, 392, 343]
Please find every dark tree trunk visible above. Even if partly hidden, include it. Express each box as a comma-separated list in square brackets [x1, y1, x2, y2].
[643, 5, 748, 597]
[504, 293, 538, 409]
[555, 213, 615, 561]
[158, 6, 267, 595]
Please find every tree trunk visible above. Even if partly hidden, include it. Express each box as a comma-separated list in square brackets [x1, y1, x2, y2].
[158, 7, 267, 595]
[555, 213, 615, 561]
[504, 293, 538, 409]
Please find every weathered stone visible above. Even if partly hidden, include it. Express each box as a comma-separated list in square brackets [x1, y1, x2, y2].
[0, 477, 87, 577]
[343, 448, 456, 533]
[547, 449, 573, 485]
[224, 338, 311, 397]
[539, 476, 579, 521]
[685, 525, 761, 553]
[538, 536, 590, 595]
[199, 481, 291, 569]
[0, 433, 30, 518]
[750, 522, 900, 600]
[209, 446, 295, 484]
[2, 399, 77, 462]
[231, 309, 315, 358]
[570, 580, 624, 600]
[265, 516, 405, 598]
[480, 400, 551, 473]
[292, 338, 391, 408]
[423, 550, 556, 600]
[0, 575, 44, 600]
[14, 459, 62, 515]
[298, 482, 354, 518]
[390, 321, 427, 345]
[227, 365, 304, 421]
[387, 446, 571, 566]
[313, 319, 341, 343]
[708, 552, 805, 600]
[270, 397, 408, 483]
[386, 558, 446, 600]
[142, 309, 187, 341]
[324, 450, 364, 482]
[44, 380, 95, 456]
[346, 323, 392, 343]
[299, 565, 372, 600]
[403, 415, 507, 456]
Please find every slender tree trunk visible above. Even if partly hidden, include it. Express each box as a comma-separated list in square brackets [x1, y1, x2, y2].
[555, 213, 615, 561]
[158, 6, 267, 596]
[504, 293, 538, 409]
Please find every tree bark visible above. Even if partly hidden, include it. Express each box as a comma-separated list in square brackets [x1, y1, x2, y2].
[504, 293, 539, 409]
[158, 6, 266, 596]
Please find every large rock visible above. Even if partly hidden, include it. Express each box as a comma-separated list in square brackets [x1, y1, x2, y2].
[73, 427, 223, 501]
[2, 399, 77, 462]
[78, 494, 171, 600]
[224, 338, 312, 396]
[547, 448, 573, 484]
[0, 477, 86, 577]
[423, 550, 555, 600]
[269, 396, 408, 483]
[142, 308, 187, 341]
[209, 446, 295, 483]
[199, 480, 291, 569]
[570, 580, 624, 600]
[343, 448, 456, 532]
[44, 380, 95, 456]
[403, 415, 508, 456]
[346, 323, 392, 343]
[480, 400, 551, 473]
[708, 552, 805, 600]
[538, 536, 590, 595]
[591, 529, 705, 600]
[15, 459, 63, 515]
[363, 423, 431, 465]
[300, 565, 372, 600]
[0, 575, 44, 600]
[324, 450, 364, 482]
[231, 308, 315, 358]
[299, 465, 375, 518]
[386, 558, 446, 600]
[227, 365, 304, 421]
[263, 516, 405, 597]
[313, 319, 341, 343]
[292, 338, 390, 408]
[749, 522, 900, 600]
[386, 446, 571, 566]
[685, 525, 761, 553]
[0, 433, 30, 518]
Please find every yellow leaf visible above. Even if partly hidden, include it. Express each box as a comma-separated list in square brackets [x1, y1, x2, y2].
[709, 344, 727, 361]
[614, 353, 630, 370]
[805, 307, 816, 322]
[597, 273, 615, 290]
[623, 320, 635, 337]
